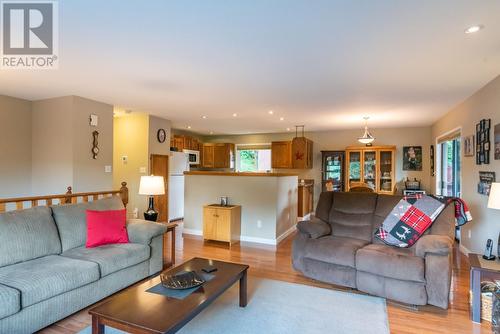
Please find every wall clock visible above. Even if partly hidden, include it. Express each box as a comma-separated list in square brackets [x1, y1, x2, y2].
[157, 128, 166, 143]
[92, 131, 99, 159]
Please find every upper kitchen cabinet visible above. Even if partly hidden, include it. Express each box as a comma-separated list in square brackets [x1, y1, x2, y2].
[170, 134, 200, 151]
[271, 141, 292, 169]
[271, 138, 313, 169]
[202, 143, 235, 169]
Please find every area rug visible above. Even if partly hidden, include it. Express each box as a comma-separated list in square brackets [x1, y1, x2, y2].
[79, 278, 389, 334]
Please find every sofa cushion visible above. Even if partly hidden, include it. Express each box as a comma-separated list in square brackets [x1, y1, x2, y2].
[329, 192, 378, 242]
[304, 236, 368, 268]
[356, 244, 425, 283]
[51, 197, 125, 252]
[315, 191, 334, 222]
[0, 284, 20, 320]
[0, 206, 61, 267]
[62, 243, 150, 277]
[0, 255, 99, 308]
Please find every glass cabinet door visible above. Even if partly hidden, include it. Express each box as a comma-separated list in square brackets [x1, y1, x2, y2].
[324, 153, 343, 191]
[348, 151, 361, 188]
[363, 151, 376, 190]
[379, 150, 393, 192]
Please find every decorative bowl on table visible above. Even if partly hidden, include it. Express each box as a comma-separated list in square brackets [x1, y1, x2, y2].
[160, 271, 206, 290]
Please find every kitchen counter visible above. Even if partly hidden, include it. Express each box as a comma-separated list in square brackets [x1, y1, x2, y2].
[183, 172, 298, 245]
[184, 171, 299, 177]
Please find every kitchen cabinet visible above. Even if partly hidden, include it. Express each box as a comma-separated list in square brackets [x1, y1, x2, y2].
[202, 143, 235, 169]
[170, 135, 200, 151]
[203, 204, 241, 245]
[272, 138, 313, 169]
[345, 146, 396, 194]
[271, 141, 292, 168]
[321, 151, 345, 192]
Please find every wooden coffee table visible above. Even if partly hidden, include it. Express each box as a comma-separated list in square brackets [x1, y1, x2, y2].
[89, 257, 249, 334]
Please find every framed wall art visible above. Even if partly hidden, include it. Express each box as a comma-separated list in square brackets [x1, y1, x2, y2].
[463, 135, 474, 157]
[495, 123, 500, 160]
[403, 146, 423, 171]
[476, 119, 491, 165]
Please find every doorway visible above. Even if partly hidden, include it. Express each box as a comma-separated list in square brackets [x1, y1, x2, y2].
[150, 154, 169, 222]
[437, 136, 461, 197]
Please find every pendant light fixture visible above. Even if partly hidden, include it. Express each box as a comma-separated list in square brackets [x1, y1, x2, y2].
[358, 116, 375, 144]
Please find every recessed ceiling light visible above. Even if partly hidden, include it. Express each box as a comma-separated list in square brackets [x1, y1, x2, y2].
[187, 125, 191, 129]
[280, 117, 285, 121]
[286, 127, 291, 131]
[268, 110, 274, 115]
[202, 115, 207, 119]
[232, 113, 237, 117]
[209, 131, 214, 135]
[465, 25, 483, 34]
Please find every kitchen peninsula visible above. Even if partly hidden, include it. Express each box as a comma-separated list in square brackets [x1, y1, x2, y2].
[183, 171, 298, 245]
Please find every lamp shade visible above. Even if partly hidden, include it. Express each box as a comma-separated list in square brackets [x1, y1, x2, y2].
[139, 176, 165, 195]
[488, 182, 500, 210]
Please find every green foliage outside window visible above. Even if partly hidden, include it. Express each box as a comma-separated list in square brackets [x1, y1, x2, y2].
[239, 150, 258, 172]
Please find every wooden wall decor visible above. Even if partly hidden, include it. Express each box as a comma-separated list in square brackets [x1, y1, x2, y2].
[476, 119, 491, 165]
[92, 130, 99, 159]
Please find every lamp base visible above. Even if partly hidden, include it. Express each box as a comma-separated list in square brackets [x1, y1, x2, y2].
[143, 210, 158, 222]
[143, 196, 158, 222]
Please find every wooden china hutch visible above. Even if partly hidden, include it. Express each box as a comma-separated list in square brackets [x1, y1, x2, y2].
[344, 145, 396, 194]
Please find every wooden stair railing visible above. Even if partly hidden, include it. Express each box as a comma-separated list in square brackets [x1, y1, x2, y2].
[0, 182, 128, 213]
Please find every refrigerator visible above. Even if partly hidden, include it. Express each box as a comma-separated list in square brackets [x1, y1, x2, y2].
[168, 151, 190, 221]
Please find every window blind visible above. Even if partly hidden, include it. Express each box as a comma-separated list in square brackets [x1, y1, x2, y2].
[437, 130, 461, 144]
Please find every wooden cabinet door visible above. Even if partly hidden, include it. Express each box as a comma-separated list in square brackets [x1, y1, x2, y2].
[202, 144, 215, 168]
[271, 141, 292, 168]
[150, 154, 169, 222]
[215, 209, 231, 241]
[203, 207, 218, 240]
[214, 144, 229, 168]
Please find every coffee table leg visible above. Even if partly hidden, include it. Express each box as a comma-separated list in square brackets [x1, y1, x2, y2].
[239, 270, 247, 307]
[92, 315, 104, 334]
[171, 226, 176, 265]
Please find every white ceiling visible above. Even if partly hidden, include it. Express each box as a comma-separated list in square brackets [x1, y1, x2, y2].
[1, 0, 499, 135]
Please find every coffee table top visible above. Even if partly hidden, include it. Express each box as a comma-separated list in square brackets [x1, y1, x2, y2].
[89, 257, 248, 334]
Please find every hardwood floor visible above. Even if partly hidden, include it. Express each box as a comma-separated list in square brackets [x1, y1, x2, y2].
[41, 225, 490, 334]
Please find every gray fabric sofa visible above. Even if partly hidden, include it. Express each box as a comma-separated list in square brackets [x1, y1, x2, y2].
[0, 197, 167, 334]
[292, 192, 455, 309]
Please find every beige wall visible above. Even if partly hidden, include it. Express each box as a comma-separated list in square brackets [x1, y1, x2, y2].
[31, 96, 74, 195]
[31, 96, 113, 195]
[206, 126, 432, 206]
[113, 113, 150, 217]
[0, 95, 32, 197]
[72, 96, 114, 192]
[432, 75, 500, 255]
[149, 116, 172, 156]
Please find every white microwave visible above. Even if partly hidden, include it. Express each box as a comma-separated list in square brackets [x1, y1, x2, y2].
[183, 149, 200, 165]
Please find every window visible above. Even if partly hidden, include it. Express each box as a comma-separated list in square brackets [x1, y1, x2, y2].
[236, 144, 271, 172]
[436, 130, 461, 197]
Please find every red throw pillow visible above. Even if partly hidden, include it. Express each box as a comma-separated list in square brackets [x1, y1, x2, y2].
[86, 209, 129, 248]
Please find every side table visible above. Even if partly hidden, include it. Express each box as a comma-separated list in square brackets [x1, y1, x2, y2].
[469, 253, 500, 323]
[160, 222, 178, 269]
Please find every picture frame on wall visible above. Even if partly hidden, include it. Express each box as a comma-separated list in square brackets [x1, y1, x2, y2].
[430, 145, 435, 176]
[476, 118, 491, 165]
[478, 171, 496, 196]
[495, 123, 500, 160]
[403, 146, 423, 171]
[463, 135, 474, 157]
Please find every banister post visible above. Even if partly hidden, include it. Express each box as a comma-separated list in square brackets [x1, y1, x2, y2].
[65, 186, 72, 204]
[120, 182, 129, 207]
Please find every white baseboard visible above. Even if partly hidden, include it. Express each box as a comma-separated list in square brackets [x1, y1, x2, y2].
[459, 243, 471, 255]
[276, 224, 297, 244]
[182, 225, 296, 246]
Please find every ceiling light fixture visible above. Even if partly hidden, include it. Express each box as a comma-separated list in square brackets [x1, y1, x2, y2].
[209, 131, 214, 135]
[232, 113, 237, 117]
[268, 110, 274, 115]
[187, 125, 191, 129]
[202, 115, 207, 119]
[286, 127, 291, 131]
[357, 117, 375, 144]
[465, 25, 483, 34]
[280, 117, 284, 121]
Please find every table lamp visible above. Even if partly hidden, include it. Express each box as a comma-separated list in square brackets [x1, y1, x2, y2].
[139, 175, 165, 222]
[487, 183, 500, 257]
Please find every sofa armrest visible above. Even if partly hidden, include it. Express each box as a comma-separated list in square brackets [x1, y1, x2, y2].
[296, 218, 331, 239]
[126, 219, 168, 245]
[415, 235, 453, 258]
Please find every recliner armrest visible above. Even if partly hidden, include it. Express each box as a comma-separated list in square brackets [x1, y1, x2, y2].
[415, 235, 453, 258]
[126, 219, 168, 245]
[296, 218, 331, 239]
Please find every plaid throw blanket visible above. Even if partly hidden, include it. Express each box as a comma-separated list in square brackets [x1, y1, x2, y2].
[375, 195, 472, 248]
